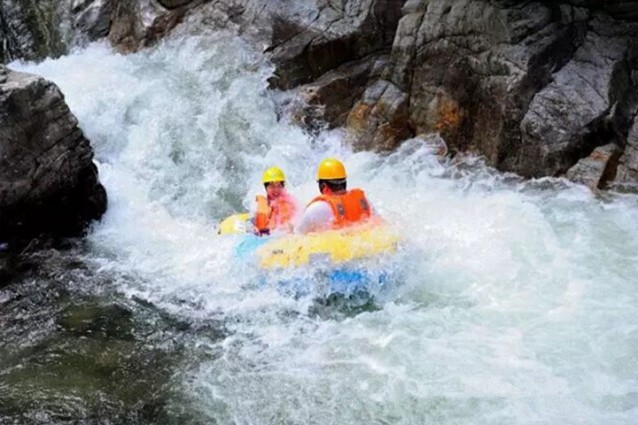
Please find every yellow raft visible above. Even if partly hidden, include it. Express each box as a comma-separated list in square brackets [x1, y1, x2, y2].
[218, 214, 399, 269]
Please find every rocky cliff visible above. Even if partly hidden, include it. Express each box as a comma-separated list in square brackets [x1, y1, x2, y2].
[3, 0, 638, 191]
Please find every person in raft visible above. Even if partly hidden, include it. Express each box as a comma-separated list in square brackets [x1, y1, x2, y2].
[251, 166, 298, 236]
[294, 158, 375, 234]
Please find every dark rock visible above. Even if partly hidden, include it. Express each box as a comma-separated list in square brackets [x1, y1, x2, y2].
[346, 0, 638, 184]
[566, 1, 638, 20]
[512, 17, 636, 177]
[613, 119, 638, 190]
[0, 68, 107, 242]
[72, 0, 113, 41]
[0, 0, 71, 63]
[566, 143, 623, 189]
[157, 0, 195, 9]
[289, 54, 388, 131]
[108, 0, 201, 54]
[266, 0, 404, 90]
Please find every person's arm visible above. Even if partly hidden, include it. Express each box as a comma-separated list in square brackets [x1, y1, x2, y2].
[294, 201, 334, 234]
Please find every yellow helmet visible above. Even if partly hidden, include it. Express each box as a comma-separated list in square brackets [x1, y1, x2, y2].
[317, 158, 346, 180]
[262, 166, 286, 184]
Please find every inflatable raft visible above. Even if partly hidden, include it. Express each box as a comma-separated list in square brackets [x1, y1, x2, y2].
[218, 213, 400, 298]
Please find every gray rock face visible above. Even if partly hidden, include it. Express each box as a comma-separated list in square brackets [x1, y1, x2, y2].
[153, 0, 404, 90]
[0, 68, 107, 241]
[346, 0, 638, 189]
[71, 0, 113, 42]
[0, 0, 71, 63]
[512, 17, 636, 177]
[264, 0, 404, 89]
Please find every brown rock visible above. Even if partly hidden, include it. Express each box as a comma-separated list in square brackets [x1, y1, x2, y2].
[346, 79, 412, 151]
[566, 143, 622, 189]
[108, 0, 201, 54]
[289, 54, 388, 131]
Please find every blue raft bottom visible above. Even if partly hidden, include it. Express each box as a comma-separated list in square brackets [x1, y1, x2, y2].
[234, 235, 395, 300]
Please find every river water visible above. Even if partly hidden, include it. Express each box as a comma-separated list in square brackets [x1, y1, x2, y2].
[4, 32, 638, 424]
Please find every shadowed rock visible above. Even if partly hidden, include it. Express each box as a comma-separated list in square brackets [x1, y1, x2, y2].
[566, 143, 622, 189]
[72, 0, 113, 41]
[512, 17, 636, 177]
[613, 118, 638, 191]
[289, 54, 389, 131]
[0, 67, 107, 242]
[265, 0, 403, 90]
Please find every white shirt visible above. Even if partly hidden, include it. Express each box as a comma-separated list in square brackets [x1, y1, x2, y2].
[294, 200, 334, 234]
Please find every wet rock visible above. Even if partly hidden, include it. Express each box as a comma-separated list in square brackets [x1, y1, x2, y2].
[613, 119, 638, 191]
[566, 143, 622, 189]
[172, 1, 403, 90]
[566, 1, 638, 20]
[108, 0, 200, 54]
[347, 1, 580, 155]
[71, 0, 113, 41]
[347, 79, 412, 151]
[266, 0, 404, 89]
[348, 0, 638, 181]
[289, 54, 388, 131]
[512, 17, 636, 177]
[0, 68, 107, 242]
[0, 0, 71, 63]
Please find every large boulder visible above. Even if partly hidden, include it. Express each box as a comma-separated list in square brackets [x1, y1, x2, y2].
[0, 67, 107, 241]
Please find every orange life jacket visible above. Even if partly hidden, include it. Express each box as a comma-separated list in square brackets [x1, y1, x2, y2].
[255, 193, 296, 234]
[309, 188, 371, 229]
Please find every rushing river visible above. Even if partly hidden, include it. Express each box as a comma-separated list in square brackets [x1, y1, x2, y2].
[3, 32, 638, 424]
